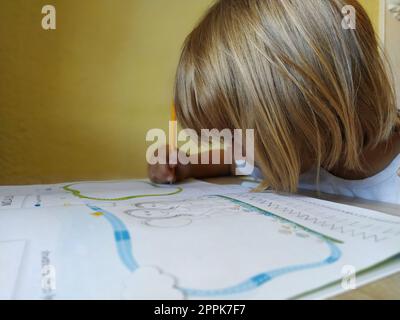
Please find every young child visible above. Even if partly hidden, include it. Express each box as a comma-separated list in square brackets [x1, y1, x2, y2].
[148, 0, 400, 204]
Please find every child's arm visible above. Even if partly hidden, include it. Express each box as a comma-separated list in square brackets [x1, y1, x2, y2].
[148, 147, 234, 184]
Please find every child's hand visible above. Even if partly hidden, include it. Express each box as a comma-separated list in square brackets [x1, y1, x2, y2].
[147, 146, 192, 184]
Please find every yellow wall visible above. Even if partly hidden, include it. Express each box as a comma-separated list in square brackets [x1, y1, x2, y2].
[359, 0, 380, 32]
[0, 0, 214, 184]
[0, 0, 381, 185]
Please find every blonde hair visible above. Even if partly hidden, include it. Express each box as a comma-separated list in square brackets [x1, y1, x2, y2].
[174, 0, 399, 192]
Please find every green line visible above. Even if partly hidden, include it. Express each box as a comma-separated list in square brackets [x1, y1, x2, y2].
[218, 195, 344, 244]
[63, 181, 183, 201]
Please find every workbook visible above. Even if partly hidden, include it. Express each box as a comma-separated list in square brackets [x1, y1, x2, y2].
[0, 180, 399, 299]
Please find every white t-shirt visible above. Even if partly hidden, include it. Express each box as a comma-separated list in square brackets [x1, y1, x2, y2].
[250, 153, 400, 205]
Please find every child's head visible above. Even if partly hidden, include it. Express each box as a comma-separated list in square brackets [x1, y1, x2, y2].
[174, 0, 399, 192]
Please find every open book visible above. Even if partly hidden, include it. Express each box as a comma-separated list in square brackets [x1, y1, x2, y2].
[0, 179, 399, 299]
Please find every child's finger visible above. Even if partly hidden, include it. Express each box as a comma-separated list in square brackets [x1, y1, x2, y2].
[156, 164, 176, 184]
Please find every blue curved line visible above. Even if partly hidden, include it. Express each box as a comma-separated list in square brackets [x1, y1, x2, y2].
[87, 195, 342, 298]
[181, 239, 341, 297]
[87, 205, 139, 272]
[179, 196, 342, 297]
